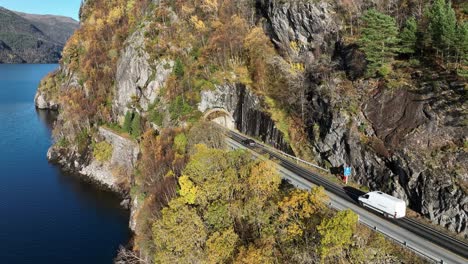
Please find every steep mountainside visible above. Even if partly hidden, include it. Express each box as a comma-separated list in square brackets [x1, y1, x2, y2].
[35, 0, 466, 262]
[14, 11, 79, 46]
[0, 39, 24, 63]
[0, 7, 78, 63]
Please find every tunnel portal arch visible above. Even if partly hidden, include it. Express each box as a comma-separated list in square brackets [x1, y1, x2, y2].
[203, 107, 236, 130]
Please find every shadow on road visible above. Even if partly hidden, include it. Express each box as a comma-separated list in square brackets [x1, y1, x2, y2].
[343, 186, 366, 202]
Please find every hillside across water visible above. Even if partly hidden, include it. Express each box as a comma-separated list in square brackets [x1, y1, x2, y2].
[0, 7, 78, 63]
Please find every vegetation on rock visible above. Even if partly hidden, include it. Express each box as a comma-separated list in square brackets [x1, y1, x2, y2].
[93, 141, 113, 162]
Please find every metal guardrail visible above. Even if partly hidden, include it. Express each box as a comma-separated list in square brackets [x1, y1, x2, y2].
[237, 133, 330, 173]
[359, 220, 443, 264]
[403, 217, 468, 251]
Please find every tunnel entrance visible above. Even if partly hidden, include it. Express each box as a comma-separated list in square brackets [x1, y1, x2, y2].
[204, 108, 235, 130]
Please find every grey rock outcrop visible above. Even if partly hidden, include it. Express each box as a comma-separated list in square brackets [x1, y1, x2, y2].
[80, 127, 139, 191]
[129, 197, 140, 231]
[34, 90, 59, 110]
[301, 81, 467, 236]
[47, 126, 139, 192]
[80, 161, 121, 190]
[114, 24, 173, 117]
[258, 0, 338, 60]
[199, 84, 240, 114]
[99, 127, 139, 170]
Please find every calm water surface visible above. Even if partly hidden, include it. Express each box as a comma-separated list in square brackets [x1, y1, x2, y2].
[0, 64, 131, 264]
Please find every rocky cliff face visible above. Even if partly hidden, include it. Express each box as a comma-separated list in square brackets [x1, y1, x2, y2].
[48, 127, 139, 192]
[256, 0, 467, 236]
[35, 89, 59, 110]
[80, 127, 139, 191]
[114, 25, 173, 117]
[258, 0, 338, 59]
[34, 64, 81, 110]
[199, 83, 293, 153]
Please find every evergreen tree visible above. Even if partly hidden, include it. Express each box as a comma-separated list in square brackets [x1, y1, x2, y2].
[123, 111, 133, 133]
[427, 0, 457, 60]
[358, 9, 400, 76]
[173, 58, 185, 78]
[455, 22, 468, 76]
[400, 17, 418, 55]
[130, 112, 141, 139]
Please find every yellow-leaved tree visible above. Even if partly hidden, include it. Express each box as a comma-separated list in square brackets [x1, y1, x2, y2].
[278, 187, 328, 243]
[317, 209, 358, 262]
[152, 198, 207, 264]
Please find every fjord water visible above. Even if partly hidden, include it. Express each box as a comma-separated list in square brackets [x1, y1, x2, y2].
[0, 64, 131, 263]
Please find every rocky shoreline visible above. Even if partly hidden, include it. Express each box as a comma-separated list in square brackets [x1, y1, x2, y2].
[45, 126, 142, 225]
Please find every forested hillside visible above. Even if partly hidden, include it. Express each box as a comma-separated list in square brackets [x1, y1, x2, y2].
[0, 7, 78, 63]
[14, 11, 79, 46]
[36, 0, 466, 263]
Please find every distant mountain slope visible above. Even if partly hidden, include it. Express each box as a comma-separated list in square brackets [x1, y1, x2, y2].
[0, 40, 24, 63]
[14, 11, 79, 46]
[0, 7, 79, 63]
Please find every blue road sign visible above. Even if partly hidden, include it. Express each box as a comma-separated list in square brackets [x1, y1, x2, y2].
[344, 167, 352, 177]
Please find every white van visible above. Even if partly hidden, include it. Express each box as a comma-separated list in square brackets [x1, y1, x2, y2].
[358, 191, 406, 218]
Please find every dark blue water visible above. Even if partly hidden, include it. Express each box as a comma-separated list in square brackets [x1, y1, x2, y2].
[0, 64, 131, 263]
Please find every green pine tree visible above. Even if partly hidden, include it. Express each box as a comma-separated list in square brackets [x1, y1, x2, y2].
[173, 58, 185, 78]
[427, 0, 457, 60]
[399, 17, 418, 55]
[358, 9, 400, 77]
[123, 111, 133, 133]
[131, 112, 141, 139]
[455, 22, 468, 77]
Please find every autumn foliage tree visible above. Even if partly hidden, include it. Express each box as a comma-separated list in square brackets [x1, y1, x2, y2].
[318, 209, 358, 261]
[153, 198, 208, 263]
[151, 145, 359, 263]
[278, 187, 328, 244]
[244, 27, 277, 92]
[137, 129, 187, 193]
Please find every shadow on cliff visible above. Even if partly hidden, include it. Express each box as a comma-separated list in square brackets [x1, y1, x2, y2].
[36, 109, 58, 133]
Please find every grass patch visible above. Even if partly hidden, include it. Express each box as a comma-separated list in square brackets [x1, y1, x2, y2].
[264, 96, 291, 143]
[93, 141, 113, 162]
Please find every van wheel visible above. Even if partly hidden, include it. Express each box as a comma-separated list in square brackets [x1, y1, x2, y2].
[359, 201, 364, 207]
[383, 213, 388, 218]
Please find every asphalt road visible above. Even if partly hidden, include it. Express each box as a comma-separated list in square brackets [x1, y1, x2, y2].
[226, 131, 468, 264]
